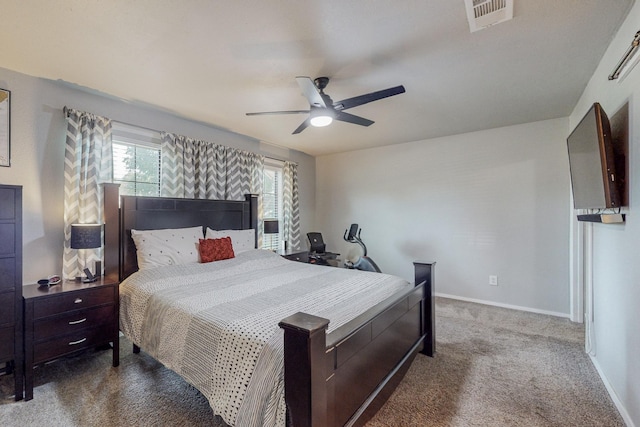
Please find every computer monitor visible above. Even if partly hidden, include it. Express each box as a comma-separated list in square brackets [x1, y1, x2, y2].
[307, 232, 326, 253]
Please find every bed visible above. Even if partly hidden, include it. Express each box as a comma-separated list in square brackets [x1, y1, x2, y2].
[102, 183, 435, 427]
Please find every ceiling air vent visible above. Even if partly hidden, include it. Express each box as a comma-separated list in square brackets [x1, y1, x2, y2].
[464, 0, 514, 33]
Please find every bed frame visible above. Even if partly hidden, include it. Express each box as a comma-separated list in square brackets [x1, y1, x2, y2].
[102, 183, 435, 427]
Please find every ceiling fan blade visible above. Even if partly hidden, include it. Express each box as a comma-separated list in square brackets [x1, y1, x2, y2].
[292, 117, 311, 134]
[296, 76, 327, 108]
[334, 85, 405, 111]
[335, 111, 374, 127]
[246, 110, 309, 116]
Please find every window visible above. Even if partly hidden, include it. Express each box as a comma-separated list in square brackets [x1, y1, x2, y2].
[262, 161, 283, 251]
[112, 123, 161, 197]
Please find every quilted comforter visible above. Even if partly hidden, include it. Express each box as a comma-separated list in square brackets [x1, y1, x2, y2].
[119, 249, 410, 427]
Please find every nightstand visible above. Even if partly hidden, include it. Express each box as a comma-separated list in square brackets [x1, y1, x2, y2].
[22, 275, 119, 400]
[281, 250, 309, 263]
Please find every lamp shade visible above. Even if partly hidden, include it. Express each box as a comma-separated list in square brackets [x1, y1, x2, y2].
[70, 224, 102, 249]
[263, 220, 279, 234]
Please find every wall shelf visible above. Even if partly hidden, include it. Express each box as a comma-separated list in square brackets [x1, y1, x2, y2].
[577, 213, 625, 223]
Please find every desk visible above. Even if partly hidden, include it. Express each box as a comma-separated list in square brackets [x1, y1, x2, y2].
[280, 250, 341, 267]
[281, 250, 309, 263]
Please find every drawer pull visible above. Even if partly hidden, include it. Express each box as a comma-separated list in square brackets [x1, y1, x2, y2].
[68, 318, 87, 325]
[68, 338, 87, 346]
[74, 298, 83, 304]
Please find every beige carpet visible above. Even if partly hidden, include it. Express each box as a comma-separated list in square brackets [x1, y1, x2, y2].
[0, 298, 624, 426]
[366, 298, 624, 426]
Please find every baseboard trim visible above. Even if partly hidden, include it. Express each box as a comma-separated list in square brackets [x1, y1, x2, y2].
[435, 293, 571, 319]
[588, 354, 636, 427]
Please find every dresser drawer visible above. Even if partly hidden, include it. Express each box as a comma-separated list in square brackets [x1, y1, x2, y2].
[33, 326, 111, 365]
[0, 224, 16, 256]
[33, 286, 114, 319]
[0, 326, 14, 360]
[33, 305, 114, 341]
[0, 257, 17, 292]
[0, 187, 17, 220]
[0, 291, 15, 325]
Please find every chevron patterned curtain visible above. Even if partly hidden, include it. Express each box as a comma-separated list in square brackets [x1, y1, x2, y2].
[160, 132, 227, 199]
[225, 149, 264, 201]
[62, 108, 113, 279]
[226, 149, 264, 244]
[283, 161, 301, 250]
[160, 132, 265, 241]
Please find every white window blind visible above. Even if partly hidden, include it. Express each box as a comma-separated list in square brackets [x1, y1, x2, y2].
[111, 122, 161, 197]
[262, 161, 283, 250]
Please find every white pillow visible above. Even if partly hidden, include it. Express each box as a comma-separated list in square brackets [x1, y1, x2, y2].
[131, 226, 203, 270]
[205, 228, 255, 253]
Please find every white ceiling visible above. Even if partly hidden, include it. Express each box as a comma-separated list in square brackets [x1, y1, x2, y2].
[0, 1, 633, 156]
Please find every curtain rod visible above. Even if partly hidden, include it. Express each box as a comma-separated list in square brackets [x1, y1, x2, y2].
[64, 108, 298, 165]
[608, 30, 640, 80]
[112, 119, 164, 135]
[112, 119, 298, 165]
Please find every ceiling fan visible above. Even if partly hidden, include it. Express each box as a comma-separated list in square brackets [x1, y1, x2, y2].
[246, 76, 405, 134]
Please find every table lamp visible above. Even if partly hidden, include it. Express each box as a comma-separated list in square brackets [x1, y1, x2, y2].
[263, 220, 279, 251]
[70, 223, 102, 282]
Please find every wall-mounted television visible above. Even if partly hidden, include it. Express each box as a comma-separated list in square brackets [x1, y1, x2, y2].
[567, 102, 621, 210]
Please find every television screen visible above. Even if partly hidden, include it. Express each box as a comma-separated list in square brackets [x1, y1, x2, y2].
[567, 103, 620, 209]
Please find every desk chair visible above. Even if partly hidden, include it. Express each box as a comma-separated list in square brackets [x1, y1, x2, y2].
[307, 232, 339, 266]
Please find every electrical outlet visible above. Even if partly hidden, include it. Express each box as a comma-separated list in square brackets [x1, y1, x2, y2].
[489, 275, 498, 286]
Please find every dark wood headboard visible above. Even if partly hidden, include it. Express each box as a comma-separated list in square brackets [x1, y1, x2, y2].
[103, 183, 258, 281]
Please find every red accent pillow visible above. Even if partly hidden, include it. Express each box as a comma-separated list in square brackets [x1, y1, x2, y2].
[199, 237, 235, 263]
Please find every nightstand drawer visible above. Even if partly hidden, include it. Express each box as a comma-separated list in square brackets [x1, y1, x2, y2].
[33, 286, 113, 319]
[33, 326, 111, 365]
[0, 291, 15, 324]
[33, 305, 114, 341]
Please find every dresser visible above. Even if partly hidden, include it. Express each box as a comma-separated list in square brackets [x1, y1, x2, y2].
[23, 276, 119, 400]
[0, 184, 23, 401]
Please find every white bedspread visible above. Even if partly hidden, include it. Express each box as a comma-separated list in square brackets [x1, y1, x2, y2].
[119, 249, 410, 427]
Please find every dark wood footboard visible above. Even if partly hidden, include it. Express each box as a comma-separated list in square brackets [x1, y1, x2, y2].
[279, 262, 435, 427]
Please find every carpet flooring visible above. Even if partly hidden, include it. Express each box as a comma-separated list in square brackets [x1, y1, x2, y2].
[0, 298, 624, 426]
[366, 298, 624, 427]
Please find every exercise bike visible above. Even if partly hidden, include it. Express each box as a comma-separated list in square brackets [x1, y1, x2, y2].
[343, 224, 381, 273]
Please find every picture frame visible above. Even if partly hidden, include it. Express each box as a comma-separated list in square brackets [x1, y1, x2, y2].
[0, 88, 10, 167]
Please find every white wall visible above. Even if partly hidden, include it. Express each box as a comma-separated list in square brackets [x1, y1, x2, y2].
[0, 67, 316, 284]
[569, 3, 640, 425]
[316, 118, 570, 315]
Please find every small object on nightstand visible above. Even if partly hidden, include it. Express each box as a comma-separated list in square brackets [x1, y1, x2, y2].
[37, 275, 61, 287]
[82, 268, 97, 283]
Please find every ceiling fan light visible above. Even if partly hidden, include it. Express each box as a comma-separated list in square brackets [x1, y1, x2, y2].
[310, 115, 333, 127]
[309, 108, 334, 127]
